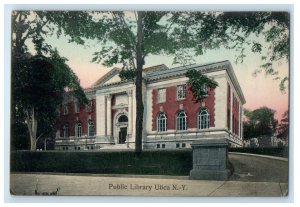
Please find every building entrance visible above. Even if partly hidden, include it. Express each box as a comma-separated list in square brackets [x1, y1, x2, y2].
[119, 127, 127, 144]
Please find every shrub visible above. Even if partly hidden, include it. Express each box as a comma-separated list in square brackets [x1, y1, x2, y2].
[11, 149, 193, 175]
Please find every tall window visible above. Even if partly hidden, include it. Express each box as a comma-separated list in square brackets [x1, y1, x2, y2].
[177, 110, 187, 130]
[86, 100, 93, 112]
[198, 108, 210, 129]
[63, 104, 68, 115]
[75, 122, 82, 137]
[63, 125, 69, 138]
[157, 112, 167, 132]
[157, 88, 166, 103]
[74, 102, 80, 113]
[201, 83, 208, 95]
[88, 120, 95, 136]
[176, 84, 186, 100]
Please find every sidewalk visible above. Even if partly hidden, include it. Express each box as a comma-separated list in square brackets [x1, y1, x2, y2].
[10, 173, 288, 196]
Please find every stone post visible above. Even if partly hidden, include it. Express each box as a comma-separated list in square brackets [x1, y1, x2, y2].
[190, 138, 230, 180]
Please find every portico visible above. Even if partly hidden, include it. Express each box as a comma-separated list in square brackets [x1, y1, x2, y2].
[95, 85, 136, 149]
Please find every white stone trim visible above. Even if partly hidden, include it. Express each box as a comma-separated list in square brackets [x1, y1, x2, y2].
[105, 94, 112, 137]
[230, 87, 233, 132]
[96, 95, 106, 136]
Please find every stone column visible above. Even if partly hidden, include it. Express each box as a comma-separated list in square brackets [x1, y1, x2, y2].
[96, 95, 106, 136]
[127, 90, 133, 138]
[105, 94, 112, 138]
[190, 138, 230, 180]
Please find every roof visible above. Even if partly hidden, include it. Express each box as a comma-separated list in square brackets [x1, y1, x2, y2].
[87, 60, 246, 104]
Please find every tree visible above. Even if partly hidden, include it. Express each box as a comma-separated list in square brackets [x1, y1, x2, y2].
[27, 11, 289, 152]
[243, 107, 278, 140]
[11, 11, 87, 150]
[43, 11, 225, 152]
[277, 110, 289, 141]
[169, 12, 289, 90]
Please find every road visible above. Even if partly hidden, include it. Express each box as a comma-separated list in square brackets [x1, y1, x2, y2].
[228, 153, 288, 182]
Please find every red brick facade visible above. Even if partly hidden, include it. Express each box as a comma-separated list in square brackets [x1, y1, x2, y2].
[152, 84, 215, 131]
[57, 99, 96, 137]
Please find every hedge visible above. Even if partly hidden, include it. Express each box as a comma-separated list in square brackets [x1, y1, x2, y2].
[10, 150, 193, 176]
[11, 147, 288, 175]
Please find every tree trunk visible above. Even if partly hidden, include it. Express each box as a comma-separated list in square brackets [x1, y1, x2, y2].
[134, 11, 145, 153]
[26, 107, 38, 151]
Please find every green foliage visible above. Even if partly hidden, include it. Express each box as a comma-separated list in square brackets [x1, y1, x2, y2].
[11, 11, 87, 149]
[11, 150, 193, 176]
[17, 11, 289, 151]
[277, 110, 289, 141]
[185, 69, 218, 101]
[243, 107, 278, 139]
[170, 12, 289, 91]
[11, 122, 30, 150]
[119, 69, 136, 81]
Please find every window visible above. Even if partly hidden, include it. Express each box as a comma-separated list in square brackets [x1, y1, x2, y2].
[118, 115, 128, 123]
[176, 110, 187, 130]
[63, 125, 69, 138]
[157, 88, 166, 103]
[75, 122, 82, 137]
[201, 84, 208, 95]
[86, 100, 93, 112]
[162, 144, 165, 148]
[182, 143, 186, 148]
[157, 112, 167, 132]
[74, 102, 80, 113]
[157, 144, 160, 149]
[176, 143, 180, 148]
[88, 120, 95, 137]
[63, 104, 68, 115]
[176, 84, 186, 100]
[198, 108, 210, 129]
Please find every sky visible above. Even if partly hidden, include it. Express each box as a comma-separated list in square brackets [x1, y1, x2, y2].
[39, 15, 289, 121]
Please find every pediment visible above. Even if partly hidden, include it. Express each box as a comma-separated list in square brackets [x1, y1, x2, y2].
[92, 67, 121, 87]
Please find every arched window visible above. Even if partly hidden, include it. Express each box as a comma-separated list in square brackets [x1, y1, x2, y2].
[88, 120, 95, 137]
[176, 110, 187, 131]
[63, 125, 68, 138]
[157, 112, 167, 132]
[198, 108, 210, 129]
[118, 115, 128, 123]
[75, 122, 82, 137]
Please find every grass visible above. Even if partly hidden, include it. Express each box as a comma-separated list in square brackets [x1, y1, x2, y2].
[229, 147, 288, 158]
